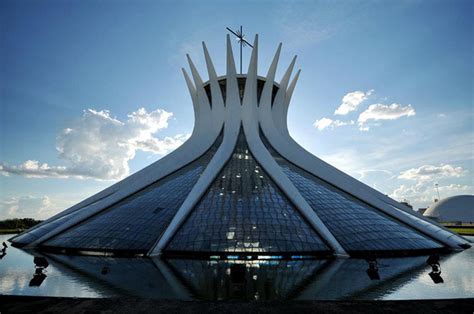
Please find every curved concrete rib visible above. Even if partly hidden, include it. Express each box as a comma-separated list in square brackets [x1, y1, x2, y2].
[25, 64, 221, 247]
[262, 55, 468, 250]
[260, 43, 281, 108]
[203, 41, 225, 131]
[243, 36, 348, 257]
[280, 69, 300, 135]
[149, 35, 242, 256]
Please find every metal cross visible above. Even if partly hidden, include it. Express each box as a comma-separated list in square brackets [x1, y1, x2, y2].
[226, 26, 253, 74]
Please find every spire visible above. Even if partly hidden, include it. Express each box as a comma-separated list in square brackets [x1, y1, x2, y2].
[202, 42, 218, 80]
[186, 54, 204, 87]
[181, 68, 197, 105]
[226, 34, 239, 105]
[285, 69, 301, 106]
[203, 42, 224, 111]
[273, 56, 296, 106]
[187, 54, 210, 110]
[226, 34, 237, 77]
[261, 43, 282, 107]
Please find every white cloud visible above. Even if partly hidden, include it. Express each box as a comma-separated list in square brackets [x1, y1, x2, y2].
[313, 117, 354, 131]
[0, 196, 58, 220]
[0, 108, 190, 180]
[0, 160, 70, 179]
[436, 184, 474, 196]
[390, 183, 474, 209]
[398, 164, 467, 181]
[392, 163, 471, 209]
[357, 103, 416, 130]
[334, 90, 373, 115]
[391, 183, 435, 204]
[357, 169, 393, 180]
[135, 134, 190, 155]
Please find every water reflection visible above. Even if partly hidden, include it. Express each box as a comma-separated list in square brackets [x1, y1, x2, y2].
[14, 254, 444, 300]
[426, 255, 443, 284]
[44, 252, 191, 299]
[100, 266, 110, 275]
[0, 234, 472, 300]
[1, 241, 7, 260]
[29, 257, 49, 287]
[366, 258, 380, 281]
[165, 258, 329, 300]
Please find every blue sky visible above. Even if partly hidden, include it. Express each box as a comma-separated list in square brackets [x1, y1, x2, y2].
[1, 0, 472, 219]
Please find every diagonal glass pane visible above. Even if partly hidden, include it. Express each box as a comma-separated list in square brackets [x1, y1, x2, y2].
[41, 134, 223, 253]
[166, 130, 329, 254]
[261, 133, 443, 253]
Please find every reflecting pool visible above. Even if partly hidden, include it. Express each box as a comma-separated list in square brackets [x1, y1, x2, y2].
[0, 234, 472, 300]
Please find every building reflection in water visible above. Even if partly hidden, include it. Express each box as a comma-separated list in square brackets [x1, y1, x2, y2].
[19, 250, 451, 300]
[41, 253, 191, 299]
[296, 256, 429, 300]
[164, 258, 330, 300]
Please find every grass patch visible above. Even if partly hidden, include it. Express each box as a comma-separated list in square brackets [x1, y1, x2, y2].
[0, 218, 41, 235]
[447, 227, 474, 235]
[0, 229, 22, 234]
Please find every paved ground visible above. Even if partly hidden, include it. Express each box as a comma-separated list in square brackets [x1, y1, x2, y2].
[0, 296, 473, 313]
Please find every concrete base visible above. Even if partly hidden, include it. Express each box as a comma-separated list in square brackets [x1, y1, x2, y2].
[1, 296, 472, 313]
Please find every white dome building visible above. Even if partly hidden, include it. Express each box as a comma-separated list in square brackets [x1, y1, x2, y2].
[424, 195, 474, 224]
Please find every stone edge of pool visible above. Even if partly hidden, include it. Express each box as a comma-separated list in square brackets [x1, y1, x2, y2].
[0, 296, 473, 313]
